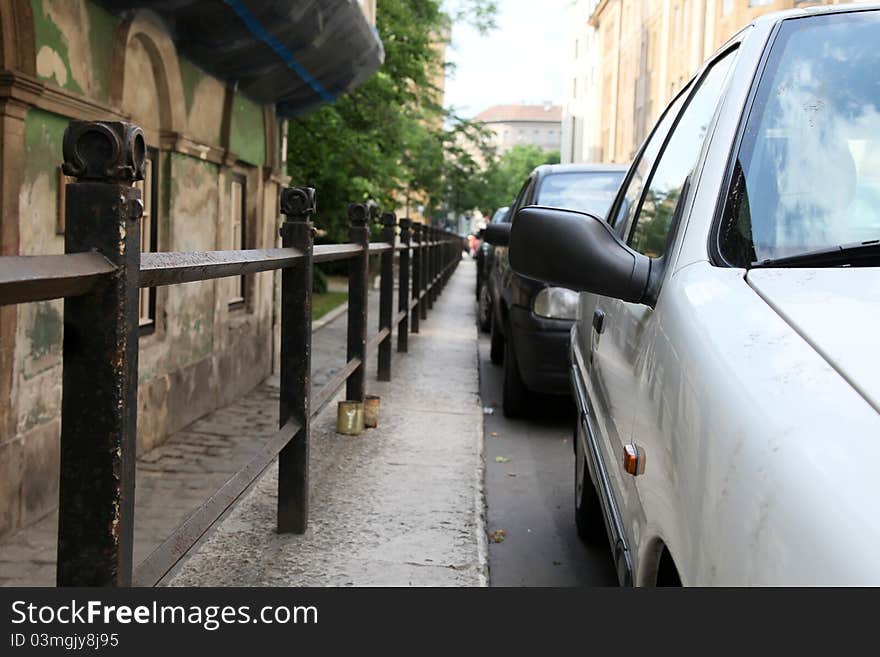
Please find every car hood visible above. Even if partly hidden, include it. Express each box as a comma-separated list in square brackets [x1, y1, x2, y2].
[747, 268, 880, 413]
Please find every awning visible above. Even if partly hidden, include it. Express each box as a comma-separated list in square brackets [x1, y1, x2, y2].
[99, 0, 384, 116]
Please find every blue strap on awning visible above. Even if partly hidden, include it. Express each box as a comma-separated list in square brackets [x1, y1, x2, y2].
[222, 0, 336, 103]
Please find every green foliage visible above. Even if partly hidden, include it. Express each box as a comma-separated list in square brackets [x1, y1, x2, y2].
[286, 0, 496, 242]
[312, 266, 328, 294]
[312, 291, 348, 321]
[471, 145, 561, 215]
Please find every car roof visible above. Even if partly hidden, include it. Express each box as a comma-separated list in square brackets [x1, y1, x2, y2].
[751, 1, 880, 27]
[532, 162, 628, 177]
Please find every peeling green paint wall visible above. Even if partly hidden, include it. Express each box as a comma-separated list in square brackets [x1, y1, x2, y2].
[84, 2, 117, 103]
[31, 0, 81, 94]
[230, 95, 265, 166]
[31, 0, 119, 103]
[24, 108, 66, 188]
[167, 153, 218, 367]
[5, 0, 280, 542]
[179, 57, 202, 115]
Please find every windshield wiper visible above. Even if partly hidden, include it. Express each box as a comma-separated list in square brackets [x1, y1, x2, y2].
[750, 240, 880, 268]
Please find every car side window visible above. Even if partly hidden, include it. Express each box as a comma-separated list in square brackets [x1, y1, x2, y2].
[611, 92, 687, 234]
[628, 49, 738, 257]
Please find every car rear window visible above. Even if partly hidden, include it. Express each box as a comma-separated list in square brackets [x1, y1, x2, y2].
[535, 171, 625, 218]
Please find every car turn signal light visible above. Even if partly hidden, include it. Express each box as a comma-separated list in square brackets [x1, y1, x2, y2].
[623, 443, 645, 476]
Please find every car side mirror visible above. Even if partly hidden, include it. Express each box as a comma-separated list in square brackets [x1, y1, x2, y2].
[482, 223, 511, 246]
[509, 206, 651, 304]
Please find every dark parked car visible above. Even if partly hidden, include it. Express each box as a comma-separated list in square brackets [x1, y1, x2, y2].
[482, 163, 626, 417]
[476, 206, 509, 331]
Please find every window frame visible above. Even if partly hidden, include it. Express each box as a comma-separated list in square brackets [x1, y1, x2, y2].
[138, 146, 160, 336]
[606, 83, 693, 238]
[227, 172, 248, 310]
[506, 174, 536, 223]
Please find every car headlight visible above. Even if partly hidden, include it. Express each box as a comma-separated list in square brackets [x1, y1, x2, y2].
[532, 287, 579, 320]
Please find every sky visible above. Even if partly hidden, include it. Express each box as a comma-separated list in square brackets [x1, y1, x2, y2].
[444, 0, 568, 119]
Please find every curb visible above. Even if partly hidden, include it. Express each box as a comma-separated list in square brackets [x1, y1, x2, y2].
[312, 301, 349, 333]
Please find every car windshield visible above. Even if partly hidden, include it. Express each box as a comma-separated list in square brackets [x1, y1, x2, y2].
[535, 171, 625, 218]
[719, 11, 880, 266]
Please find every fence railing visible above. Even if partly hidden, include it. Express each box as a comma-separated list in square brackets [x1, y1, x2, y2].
[0, 120, 464, 587]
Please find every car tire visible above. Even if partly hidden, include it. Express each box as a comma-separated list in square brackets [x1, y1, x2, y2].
[502, 328, 530, 417]
[477, 283, 492, 333]
[489, 309, 504, 365]
[574, 424, 604, 542]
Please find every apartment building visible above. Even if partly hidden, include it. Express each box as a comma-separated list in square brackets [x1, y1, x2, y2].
[570, 0, 866, 164]
[473, 103, 563, 156]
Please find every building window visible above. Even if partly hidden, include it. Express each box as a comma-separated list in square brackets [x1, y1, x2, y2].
[722, 0, 734, 14]
[228, 174, 247, 308]
[135, 148, 159, 334]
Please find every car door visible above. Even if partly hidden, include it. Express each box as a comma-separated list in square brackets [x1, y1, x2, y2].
[583, 47, 739, 572]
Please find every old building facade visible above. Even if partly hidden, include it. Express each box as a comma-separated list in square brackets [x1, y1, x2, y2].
[0, 0, 379, 540]
[473, 103, 563, 157]
[568, 0, 869, 164]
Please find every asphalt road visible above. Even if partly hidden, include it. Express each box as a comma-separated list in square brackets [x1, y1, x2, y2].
[479, 332, 618, 587]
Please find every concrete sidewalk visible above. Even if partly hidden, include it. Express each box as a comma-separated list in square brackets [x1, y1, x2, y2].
[169, 258, 485, 586]
[0, 258, 486, 587]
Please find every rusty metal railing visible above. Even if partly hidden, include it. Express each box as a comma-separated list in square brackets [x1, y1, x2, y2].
[0, 120, 464, 587]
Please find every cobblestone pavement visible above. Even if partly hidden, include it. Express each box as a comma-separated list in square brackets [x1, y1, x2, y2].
[0, 285, 384, 587]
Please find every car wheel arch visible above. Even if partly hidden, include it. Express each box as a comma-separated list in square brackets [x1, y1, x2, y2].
[639, 537, 683, 587]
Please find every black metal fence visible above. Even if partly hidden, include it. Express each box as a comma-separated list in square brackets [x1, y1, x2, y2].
[0, 121, 463, 587]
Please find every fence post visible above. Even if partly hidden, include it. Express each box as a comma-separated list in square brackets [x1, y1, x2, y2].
[419, 225, 428, 321]
[441, 232, 447, 289]
[436, 229, 442, 296]
[56, 121, 144, 586]
[277, 186, 315, 534]
[447, 233, 454, 284]
[377, 211, 396, 381]
[427, 226, 436, 310]
[411, 223, 422, 332]
[397, 218, 411, 353]
[347, 203, 370, 401]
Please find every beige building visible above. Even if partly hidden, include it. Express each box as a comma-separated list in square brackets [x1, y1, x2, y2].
[473, 103, 563, 156]
[0, 0, 381, 540]
[585, 0, 866, 164]
[561, 0, 603, 163]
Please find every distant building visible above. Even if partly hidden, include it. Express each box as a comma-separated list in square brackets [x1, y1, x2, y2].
[473, 103, 563, 156]
[583, 0, 865, 164]
[561, 0, 602, 164]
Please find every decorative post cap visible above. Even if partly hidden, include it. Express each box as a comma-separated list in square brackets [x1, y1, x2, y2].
[62, 121, 146, 183]
[380, 211, 397, 228]
[348, 203, 369, 226]
[281, 186, 316, 218]
[398, 217, 412, 229]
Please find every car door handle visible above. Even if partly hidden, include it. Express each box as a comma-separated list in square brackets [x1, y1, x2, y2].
[592, 309, 605, 335]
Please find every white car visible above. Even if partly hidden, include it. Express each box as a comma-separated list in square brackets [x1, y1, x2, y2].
[509, 4, 880, 585]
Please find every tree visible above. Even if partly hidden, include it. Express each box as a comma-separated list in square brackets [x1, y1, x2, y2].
[475, 144, 561, 214]
[286, 0, 497, 243]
